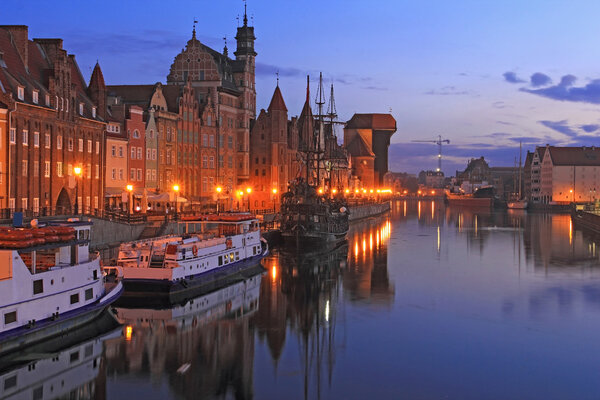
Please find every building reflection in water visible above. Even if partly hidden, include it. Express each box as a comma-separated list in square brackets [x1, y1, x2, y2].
[253, 216, 393, 399]
[0, 311, 121, 400]
[106, 269, 263, 400]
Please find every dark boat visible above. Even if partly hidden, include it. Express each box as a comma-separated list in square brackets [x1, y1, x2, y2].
[280, 178, 349, 248]
[279, 73, 349, 248]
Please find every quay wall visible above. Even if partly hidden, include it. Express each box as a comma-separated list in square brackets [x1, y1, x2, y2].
[572, 211, 600, 234]
[348, 202, 391, 222]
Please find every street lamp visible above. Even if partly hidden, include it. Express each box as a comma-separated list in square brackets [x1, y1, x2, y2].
[216, 186, 222, 214]
[126, 184, 133, 221]
[246, 187, 252, 212]
[173, 184, 180, 220]
[73, 166, 82, 214]
[272, 188, 278, 212]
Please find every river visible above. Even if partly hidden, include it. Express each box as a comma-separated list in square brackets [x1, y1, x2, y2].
[3, 200, 600, 399]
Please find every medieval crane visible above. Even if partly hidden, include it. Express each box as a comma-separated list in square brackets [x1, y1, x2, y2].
[411, 135, 450, 172]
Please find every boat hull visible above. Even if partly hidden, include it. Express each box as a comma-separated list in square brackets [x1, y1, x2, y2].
[118, 252, 268, 306]
[507, 200, 528, 209]
[446, 196, 493, 208]
[0, 282, 123, 356]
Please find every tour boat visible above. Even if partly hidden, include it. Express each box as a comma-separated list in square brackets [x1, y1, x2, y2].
[0, 219, 123, 356]
[112, 213, 268, 302]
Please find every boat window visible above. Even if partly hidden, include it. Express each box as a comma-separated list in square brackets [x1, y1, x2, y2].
[235, 251, 239, 260]
[79, 230, 84, 240]
[3, 311, 16, 325]
[70, 351, 80, 363]
[93, 270, 98, 280]
[33, 279, 43, 295]
[3, 375, 16, 390]
[84, 344, 93, 358]
[218, 256, 223, 266]
[229, 253, 234, 261]
[253, 246, 257, 255]
[70, 293, 79, 304]
[85, 288, 93, 301]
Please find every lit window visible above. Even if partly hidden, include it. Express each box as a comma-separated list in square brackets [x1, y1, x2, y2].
[95, 164, 99, 179]
[32, 91, 38, 104]
[57, 161, 63, 177]
[87, 139, 92, 153]
[17, 87, 24, 101]
[57, 135, 62, 149]
[68, 138, 73, 151]
[44, 133, 50, 148]
[95, 141, 100, 154]
[92, 107, 96, 118]
[45, 94, 50, 107]
[22, 130, 28, 146]
[44, 161, 50, 177]
[21, 160, 27, 176]
[33, 131, 39, 147]
[78, 138, 83, 152]
[9, 128, 15, 144]
[137, 148, 142, 159]
[79, 103, 84, 115]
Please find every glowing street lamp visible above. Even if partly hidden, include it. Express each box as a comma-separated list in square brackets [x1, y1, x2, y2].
[126, 184, 133, 219]
[172, 184, 180, 219]
[272, 188, 278, 212]
[73, 166, 82, 214]
[216, 186, 222, 214]
[246, 187, 252, 211]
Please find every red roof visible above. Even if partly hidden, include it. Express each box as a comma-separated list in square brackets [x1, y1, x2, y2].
[345, 113, 397, 131]
[547, 146, 600, 166]
[268, 85, 287, 112]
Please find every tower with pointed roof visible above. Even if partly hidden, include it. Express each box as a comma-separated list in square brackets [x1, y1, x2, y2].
[88, 62, 106, 120]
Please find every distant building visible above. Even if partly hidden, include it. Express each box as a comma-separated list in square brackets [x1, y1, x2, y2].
[344, 114, 396, 187]
[419, 170, 445, 188]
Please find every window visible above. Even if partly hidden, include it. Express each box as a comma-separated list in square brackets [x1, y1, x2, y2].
[87, 140, 92, 153]
[92, 107, 96, 118]
[209, 156, 214, 168]
[32, 90, 38, 104]
[87, 163, 91, 179]
[33, 131, 39, 147]
[152, 149, 157, 160]
[33, 161, 39, 177]
[8, 199, 14, 211]
[22, 160, 27, 176]
[70, 293, 79, 304]
[147, 148, 151, 159]
[45, 94, 50, 107]
[3, 311, 16, 325]
[44, 133, 50, 148]
[79, 103, 84, 115]
[22, 130, 28, 146]
[33, 198, 39, 213]
[228, 135, 233, 149]
[21, 198, 27, 211]
[202, 156, 208, 168]
[68, 137, 73, 151]
[207, 115, 212, 126]
[57, 162, 63, 177]
[219, 155, 224, 168]
[111, 145, 116, 157]
[95, 164, 99, 179]
[85, 288, 93, 301]
[94, 196, 98, 209]
[9, 128, 15, 144]
[119, 169, 123, 180]
[130, 168, 136, 180]
[202, 134, 208, 147]
[152, 169, 156, 181]
[3, 375, 16, 390]
[17, 86, 24, 100]
[57, 135, 62, 149]
[137, 169, 142, 181]
[111, 168, 116, 180]
[95, 141, 100, 154]
[119, 146, 123, 157]
[228, 156, 232, 168]
[131, 147, 136, 159]
[44, 161, 50, 177]
[133, 129, 140, 138]
[78, 138, 83, 152]
[209, 135, 215, 147]
[33, 279, 43, 295]
[137, 148, 142, 160]
[146, 169, 152, 181]
[68, 163, 72, 176]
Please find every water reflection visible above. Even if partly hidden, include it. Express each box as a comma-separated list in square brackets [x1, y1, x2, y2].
[0, 311, 120, 400]
[107, 268, 263, 399]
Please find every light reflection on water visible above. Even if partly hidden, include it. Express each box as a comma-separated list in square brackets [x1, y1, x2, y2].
[6, 200, 600, 399]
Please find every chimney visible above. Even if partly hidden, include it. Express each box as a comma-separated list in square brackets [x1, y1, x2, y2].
[0, 25, 29, 71]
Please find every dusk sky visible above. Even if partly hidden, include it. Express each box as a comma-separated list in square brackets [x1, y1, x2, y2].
[6, 0, 600, 175]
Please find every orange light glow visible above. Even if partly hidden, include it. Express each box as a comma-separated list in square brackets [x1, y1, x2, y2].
[271, 265, 277, 281]
[345, 189, 350, 194]
[246, 187, 252, 194]
[216, 186, 222, 193]
[172, 184, 180, 192]
[403, 190, 408, 194]
[73, 166, 82, 176]
[126, 184, 133, 192]
[272, 188, 278, 194]
[355, 189, 359, 194]
[318, 188, 324, 194]
[125, 325, 133, 341]
[332, 189, 337, 194]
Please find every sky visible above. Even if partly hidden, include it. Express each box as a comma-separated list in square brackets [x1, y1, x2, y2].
[5, 0, 600, 175]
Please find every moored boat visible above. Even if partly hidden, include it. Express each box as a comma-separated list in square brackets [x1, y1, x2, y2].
[0, 219, 123, 356]
[507, 199, 528, 209]
[111, 213, 268, 303]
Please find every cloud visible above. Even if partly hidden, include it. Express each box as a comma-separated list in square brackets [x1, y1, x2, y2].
[424, 86, 470, 95]
[492, 101, 508, 109]
[581, 124, 600, 133]
[255, 62, 305, 78]
[496, 121, 514, 126]
[362, 86, 388, 91]
[539, 120, 578, 137]
[507, 136, 543, 144]
[521, 74, 600, 104]
[530, 72, 552, 87]
[503, 71, 525, 84]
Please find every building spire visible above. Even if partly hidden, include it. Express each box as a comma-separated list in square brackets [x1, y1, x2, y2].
[243, 0, 248, 26]
[223, 36, 228, 56]
[276, 70, 279, 87]
[306, 75, 310, 102]
[192, 18, 198, 39]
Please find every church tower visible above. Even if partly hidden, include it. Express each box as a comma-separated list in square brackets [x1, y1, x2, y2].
[233, 3, 257, 184]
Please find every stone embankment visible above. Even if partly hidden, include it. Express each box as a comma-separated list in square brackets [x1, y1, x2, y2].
[348, 201, 391, 222]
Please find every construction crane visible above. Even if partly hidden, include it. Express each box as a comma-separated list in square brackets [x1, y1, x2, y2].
[411, 135, 450, 172]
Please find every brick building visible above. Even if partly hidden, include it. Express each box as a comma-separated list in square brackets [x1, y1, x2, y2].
[0, 26, 105, 216]
[344, 113, 396, 188]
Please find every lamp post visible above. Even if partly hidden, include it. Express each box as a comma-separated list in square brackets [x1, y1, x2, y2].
[73, 166, 82, 215]
[246, 187, 252, 212]
[126, 184, 133, 221]
[216, 186, 222, 214]
[173, 184, 180, 220]
[272, 188, 278, 212]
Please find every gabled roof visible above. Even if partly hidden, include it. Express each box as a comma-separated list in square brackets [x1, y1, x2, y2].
[546, 146, 600, 166]
[345, 113, 397, 131]
[345, 135, 374, 157]
[107, 84, 155, 108]
[268, 85, 287, 112]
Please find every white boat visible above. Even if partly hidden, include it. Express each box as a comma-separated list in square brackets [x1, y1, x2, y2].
[0, 220, 123, 356]
[113, 213, 268, 302]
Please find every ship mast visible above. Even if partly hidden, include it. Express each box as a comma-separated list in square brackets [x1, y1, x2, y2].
[315, 72, 326, 188]
[327, 83, 338, 188]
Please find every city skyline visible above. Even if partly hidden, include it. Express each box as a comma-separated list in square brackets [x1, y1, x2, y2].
[4, 0, 600, 174]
